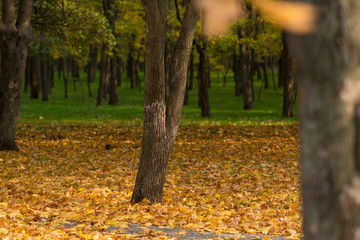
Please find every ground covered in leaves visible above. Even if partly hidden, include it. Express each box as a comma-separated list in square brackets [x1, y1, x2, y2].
[0, 123, 300, 239]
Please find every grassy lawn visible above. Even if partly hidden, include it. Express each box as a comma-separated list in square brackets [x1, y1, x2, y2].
[19, 71, 297, 125]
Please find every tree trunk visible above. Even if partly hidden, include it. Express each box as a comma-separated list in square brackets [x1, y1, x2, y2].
[282, 34, 295, 117]
[97, 52, 109, 106]
[87, 45, 97, 97]
[289, 0, 360, 238]
[30, 55, 40, 99]
[233, 44, 242, 96]
[241, 42, 253, 110]
[63, 58, 69, 99]
[109, 56, 118, 105]
[0, 0, 33, 151]
[40, 54, 50, 101]
[132, 0, 198, 203]
[196, 42, 211, 118]
[117, 57, 124, 87]
[189, 49, 194, 90]
[262, 57, 269, 89]
[24, 56, 30, 92]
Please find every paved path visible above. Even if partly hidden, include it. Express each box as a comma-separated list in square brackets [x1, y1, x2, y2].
[61, 221, 301, 239]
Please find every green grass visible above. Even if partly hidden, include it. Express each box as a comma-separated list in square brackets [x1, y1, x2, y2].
[19, 71, 297, 125]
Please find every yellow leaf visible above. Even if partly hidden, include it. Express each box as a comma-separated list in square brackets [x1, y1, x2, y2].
[0, 228, 8, 235]
[176, 230, 187, 235]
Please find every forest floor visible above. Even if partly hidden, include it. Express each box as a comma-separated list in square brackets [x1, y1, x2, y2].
[0, 123, 300, 239]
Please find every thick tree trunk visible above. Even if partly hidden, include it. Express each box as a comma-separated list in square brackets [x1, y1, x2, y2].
[132, 0, 198, 203]
[289, 0, 360, 238]
[0, 0, 33, 151]
[282, 35, 295, 117]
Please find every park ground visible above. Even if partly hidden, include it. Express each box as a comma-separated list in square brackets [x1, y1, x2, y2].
[0, 74, 301, 239]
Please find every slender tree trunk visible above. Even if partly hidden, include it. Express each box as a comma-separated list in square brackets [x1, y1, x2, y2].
[48, 57, 54, 89]
[189, 49, 194, 90]
[109, 56, 118, 105]
[132, 0, 198, 203]
[117, 57, 124, 87]
[97, 52, 109, 106]
[30, 55, 40, 99]
[270, 56, 277, 91]
[241, 42, 253, 110]
[289, 0, 360, 238]
[24, 56, 30, 92]
[262, 57, 269, 89]
[0, 0, 33, 151]
[282, 34, 295, 117]
[40, 54, 50, 101]
[233, 45, 242, 96]
[196, 42, 210, 118]
[63, 58, 69, 99]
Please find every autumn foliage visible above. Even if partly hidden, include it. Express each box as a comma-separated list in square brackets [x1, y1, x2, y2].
[0, 123, 300, 239]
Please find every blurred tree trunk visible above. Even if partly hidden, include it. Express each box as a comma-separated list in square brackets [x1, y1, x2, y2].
[24, 57, 31, 92]
[0, 0, 33, 151]
[30, 55, 40, 99]
[282, 34, 295, 117]
[117, 57, 124, 87]
[131, 0, 199, 203]
[97, 50, 110, 106]
[87, 45, 98, 97]
[262, 56, 269, 89]
[290, 0, 360, 238]
[40, 54, 50, 101]
[196, 41, 211, 118]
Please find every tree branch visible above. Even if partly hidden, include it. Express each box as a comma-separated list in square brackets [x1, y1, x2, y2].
[174, 0, 183, 24]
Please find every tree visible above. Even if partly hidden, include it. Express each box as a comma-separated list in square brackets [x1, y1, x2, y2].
[281, 33, 295, 118]
[0, 0, 33, 151]
[289, 0, 360, 238]
[131, 0, 199, 203]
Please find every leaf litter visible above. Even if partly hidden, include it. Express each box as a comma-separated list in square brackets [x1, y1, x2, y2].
[0, 123, 300, 239]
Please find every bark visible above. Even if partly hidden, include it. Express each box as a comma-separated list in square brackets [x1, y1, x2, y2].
[289, 0, 360, 238]
[30, 55, 40, 99]
[63, 58, 69, 99]
[233, 45, 242, 96]
[87, 45, 97, 97]
[270, 56, 277, 91]
[117, 57, 124, 87]
[24, 56, 30, 92]
[282, 34, 295, 117]
[48, 57, 54, 89]
[97, 52, 110, 106]
[40, 54, 50, 101]
[188, 49, 194, 90]
[262, 57, 269, 89]
[0, 0, 33, 151]
[132, 0, 198, 203]
[196, 42, 211, 118]
[240, 40, 253, 110]
[109, 57, 118, 105]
